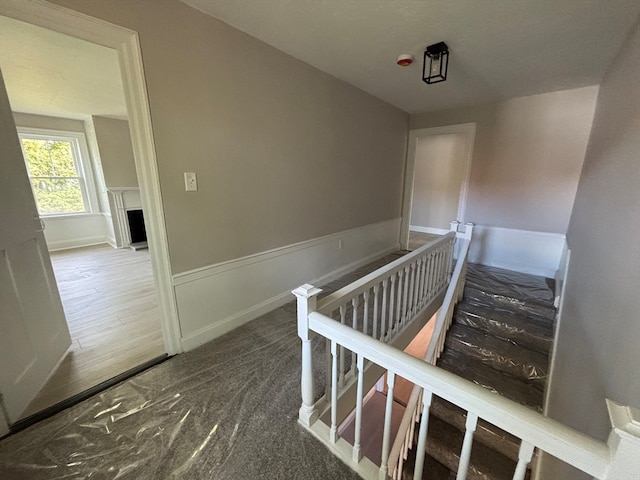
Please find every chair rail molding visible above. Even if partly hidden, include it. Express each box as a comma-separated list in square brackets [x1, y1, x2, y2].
[175, 218, 402, 351]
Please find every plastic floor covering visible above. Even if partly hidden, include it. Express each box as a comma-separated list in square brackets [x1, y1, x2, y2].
[0, 253, 406, 480]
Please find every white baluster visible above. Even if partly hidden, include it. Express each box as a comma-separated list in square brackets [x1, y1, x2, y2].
[413, 390, 433, 479]
[363, 289, 370, 337]
[408, 262, 416, 318]
[373, 284, 380, 340]
[292, 284, 322, 427]
[427, 252, 436, 300]
[396, 271, 403, 332]
[329, 340, 338, 443]
[412, 261, 418, 313]
[456, 412, 478, 480]
[381, 278, 388, 341]
[325, 337, 331, 404]
[339, 304, 346, 388]
[351, 296, 359, 375]
[401, 266, 410, 325]
[388, 275, 396, 339]
[379, 371, 396, 480]
[512, 440, 534, 480]
[417, 256, 426, 308]
[353, 354, 364, 462]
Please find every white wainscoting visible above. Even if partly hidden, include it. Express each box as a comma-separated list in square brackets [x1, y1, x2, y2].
[467, 225, 565, 278]
[43, 213, 110, 251]
[174, 218, 402, 351]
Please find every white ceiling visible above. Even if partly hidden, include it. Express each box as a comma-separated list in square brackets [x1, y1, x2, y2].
[182, 0, 640, 114]
[0, 15, 127, 121]
[1, 3, 638, 119]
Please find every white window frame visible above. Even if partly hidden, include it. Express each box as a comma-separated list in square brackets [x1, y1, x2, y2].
[17, 127, 100, 217]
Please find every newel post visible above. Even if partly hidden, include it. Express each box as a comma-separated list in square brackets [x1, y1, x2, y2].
[292, 284, 322, 427]
[463, 222, 475, 240]
[604, 400, 640, 479]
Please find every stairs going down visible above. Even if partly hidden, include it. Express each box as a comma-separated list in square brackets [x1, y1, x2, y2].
[401, 263, 557, 480]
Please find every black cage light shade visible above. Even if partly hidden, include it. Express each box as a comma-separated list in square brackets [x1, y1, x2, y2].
[423, 41, 449, 84]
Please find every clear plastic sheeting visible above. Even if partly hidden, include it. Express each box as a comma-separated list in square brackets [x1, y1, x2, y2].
[438, 349, 544, 411]
[0, 254, 415, 480]
[0, 305, 364, 480]
[444, 323, 548, 386]
[454, 302, 553, 354]
[465, 264, 555, 306]
[463, 264, 556, 322]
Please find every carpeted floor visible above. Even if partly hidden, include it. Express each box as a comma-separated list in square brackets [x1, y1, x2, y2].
[0, 253, 404, 480]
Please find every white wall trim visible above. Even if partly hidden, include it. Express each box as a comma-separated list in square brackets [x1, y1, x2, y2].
[400, 122, 476, 248]
[409, 225, 449, 236]
[0, 0, 182, 354]
[468, 225, 565, 278]
[544, 246, 571, 415]
[47, 237, 108, 252]
[174, 218, 400, 284]
[176, 218, 402, 351]
[534, 247, 571, 480]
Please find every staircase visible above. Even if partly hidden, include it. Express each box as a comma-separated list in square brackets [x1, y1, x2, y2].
[295, 227, 638, 480]
[401, 263, 556, 479]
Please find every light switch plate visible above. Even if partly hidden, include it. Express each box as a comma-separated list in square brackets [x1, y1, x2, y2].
[184, 172, 197, 191]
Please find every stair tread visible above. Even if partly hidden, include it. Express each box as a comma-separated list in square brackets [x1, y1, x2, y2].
[400, 451, 456, 480]
[463, 286, 557, 322]
[455, 301, 553, 354]
[444, 323, 549, 385]
[465, 264, 555, 307]
[437, 347, 544, 411]
[430, 396, 521, 463]
[425, 415, 527, 480]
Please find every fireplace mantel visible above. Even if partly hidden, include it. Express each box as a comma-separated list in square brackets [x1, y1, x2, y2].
[107, 187, 142, 248]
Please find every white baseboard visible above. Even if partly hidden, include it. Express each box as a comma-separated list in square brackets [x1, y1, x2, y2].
[47, 236, 110, 252]
[467, 225, 565, 278]
[175, 218, 402, 351]
[410, 225, 450, 235]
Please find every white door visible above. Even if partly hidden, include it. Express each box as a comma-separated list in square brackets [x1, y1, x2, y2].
[0, 69, 71, 425]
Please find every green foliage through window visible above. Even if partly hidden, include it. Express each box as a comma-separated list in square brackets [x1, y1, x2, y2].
[21, 138, 87, 215]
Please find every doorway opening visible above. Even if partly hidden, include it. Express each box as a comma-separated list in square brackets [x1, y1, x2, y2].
[0, 1, 179, 428]
[400, 123, 476, 250]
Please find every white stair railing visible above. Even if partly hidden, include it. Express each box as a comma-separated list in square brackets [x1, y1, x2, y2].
[293, 222, 640, 480]
[294, 227, 457, 429]
[388, 223, 473, 478]
[297, 306, 640, 480]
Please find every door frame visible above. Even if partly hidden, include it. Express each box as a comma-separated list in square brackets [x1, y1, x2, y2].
[0, 0, 182, 354]
[400, 123, 476, 248]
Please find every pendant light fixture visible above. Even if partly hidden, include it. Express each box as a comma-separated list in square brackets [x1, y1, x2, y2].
[422, 41, 449, 84]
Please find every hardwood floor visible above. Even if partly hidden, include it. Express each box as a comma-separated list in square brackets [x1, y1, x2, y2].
[22, 244, 165, 418]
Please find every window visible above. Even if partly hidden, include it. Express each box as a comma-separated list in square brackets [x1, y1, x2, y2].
[19, 130, 95, 216]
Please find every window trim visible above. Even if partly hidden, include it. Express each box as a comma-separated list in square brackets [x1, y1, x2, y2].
[17, 127, 100, 218]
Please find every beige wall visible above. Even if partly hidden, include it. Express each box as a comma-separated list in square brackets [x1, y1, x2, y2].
[410, 86, 598, 234]
[540, 20, 640, 480]
[91, 116, 137, 188]
[13, 111, 84, 132]
[51, 0, 408, 274]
